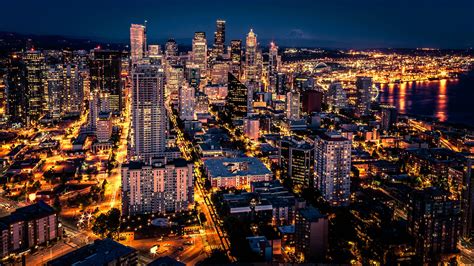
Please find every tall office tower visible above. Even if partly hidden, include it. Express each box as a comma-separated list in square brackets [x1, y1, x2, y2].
[6, 53, 28, 126]
[301, 90, 323, 115]
[327, 82, 347, 112]
[121, 159, 194, 215]
[63, 64, 83, 115]
[210, 61, 229, 84]
[295, 207, 328, 262]
[178, 84, 195, 121]
[355, 76, 373, 116]
[408, 187, 461, 264]
[90, 49, 122, 113]
[45, 65, 64, 119]
[213, 20, 226, 59]
[230, 40, 242, 77]
[165, 65, 184, 99]
[286, 90, 300, 120]
[165, 39, 178, 58]
[96, 111, 112, 142]
[380, 105, 398, 131]
[279, 137, 314, 189]
[314, 132, 351, 207]
[130, 23, 146, 64]
[192, 32, 208, 76]
[131, 64, 166, 162]
[88, 92, 99, 131]
[245, 29, 258, 81]
[227, 72, 248, 117]
[185, 63, 201, 89]
[268, 42, 280, 93]
[0, 75, 6, 123]
[23, 50, 46, 125]
[276, 72, 287, 95]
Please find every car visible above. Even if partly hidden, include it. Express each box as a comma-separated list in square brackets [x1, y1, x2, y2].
[184, 241, 193, 245]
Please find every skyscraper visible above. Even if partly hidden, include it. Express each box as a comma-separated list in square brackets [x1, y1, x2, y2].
[380, 105, 398, 131]
[408, 187, 461, 264]
[131, 64, 166, 162]
[45, 65, 63, 119]
[89, 49, 123, 113]
[178, 84, 195, 121]
[23, 50, 46, 125]
[314, 132, 352, 207]
[327, 82, 347, 112]
[6, 53, 28, 126]
[192, 32, 208, 76]
[245, 29, 258, 81]
[356, 76, 373, 116]
[63, 64, 84, 115]
[286, 90, 300, 120]
[268, 42, 280, 93]
[227, 72, 248, 117]
[279, 137, 314, 189]
[130, 23, 146, 64]
[230, 40, 242, 77]
[213, 20, 225, 59]
[165, 39, 178, 58]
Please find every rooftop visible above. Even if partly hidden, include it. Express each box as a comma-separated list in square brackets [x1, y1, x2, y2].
[204, 157, 271, 178]
[47, 239, 136, 266]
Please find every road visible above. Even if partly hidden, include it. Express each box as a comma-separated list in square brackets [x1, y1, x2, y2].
[166, 101, 235, 262]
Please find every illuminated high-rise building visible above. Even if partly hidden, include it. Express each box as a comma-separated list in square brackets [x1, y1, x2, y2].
[380, 105, 398, 131]
[213, 20, 226, 59]
[90, 49, 123, 113]
[279, 137, 314, 189]
[63, 64, 84, 115]
[165, 65, 184, 100]
[192, 32, 207, 76]
[227, 72, 248, 117]
[121, 159, 194, 215]
[130, 23, 146, 64]
[286, 90, 300, 120]
[327, 82, 347, 112]
[45, 65, 63, 119]
[245, 29, 258, 81]
[6, 53, 28, 126]
[131, 64, 166, 162]
[23, 50, 46, 125]
[356, 76, 373, 116]
[230, 40, 242, 77]
[165, 39, 178, 58]
[268, 42, 280, 92]
[314, 132, 351, 207]
[408, 187, 461, 264]
[178, 84, 195, 121]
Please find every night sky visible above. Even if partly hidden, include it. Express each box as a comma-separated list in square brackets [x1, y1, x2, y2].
[1, 0, 473, 48]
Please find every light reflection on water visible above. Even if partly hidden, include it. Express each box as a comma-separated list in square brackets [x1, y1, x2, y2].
[379, 77, 473, 126]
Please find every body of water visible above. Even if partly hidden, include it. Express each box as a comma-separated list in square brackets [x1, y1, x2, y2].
[379, 71, 474, 127]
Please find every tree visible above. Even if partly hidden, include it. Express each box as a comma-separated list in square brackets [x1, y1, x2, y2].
[92, 208, 121, 239]
[199, 212, 207, 223]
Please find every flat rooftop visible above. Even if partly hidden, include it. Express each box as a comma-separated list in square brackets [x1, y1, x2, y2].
[204, 157, 271, 178]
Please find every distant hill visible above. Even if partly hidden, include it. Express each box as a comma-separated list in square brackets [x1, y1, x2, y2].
[0, 32, 127, 52]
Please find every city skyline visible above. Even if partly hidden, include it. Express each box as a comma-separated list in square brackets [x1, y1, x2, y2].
[1, 0, 473, 49]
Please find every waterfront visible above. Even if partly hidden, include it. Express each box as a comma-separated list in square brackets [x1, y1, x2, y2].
[379, 70, 474, 127]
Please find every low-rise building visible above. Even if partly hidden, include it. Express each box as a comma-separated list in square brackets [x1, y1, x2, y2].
[47, 238, 137, 266]
[204, 157, 272, 189]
